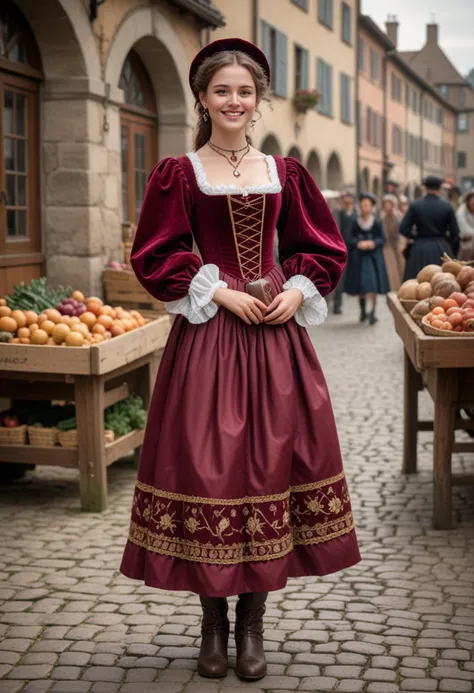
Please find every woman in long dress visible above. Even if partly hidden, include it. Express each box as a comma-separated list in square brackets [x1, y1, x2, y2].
[120, 38, 360, 682]
[381, 194, 405, 290]
[344, 193, 390, 324]
[456, 190, 474, 262]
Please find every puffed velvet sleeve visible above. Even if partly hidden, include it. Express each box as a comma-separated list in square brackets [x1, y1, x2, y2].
[277, 158, 348, 327]
[130, 157, 227, 323]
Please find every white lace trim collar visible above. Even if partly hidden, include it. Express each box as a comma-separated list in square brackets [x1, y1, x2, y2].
[186, 151, 282, 197]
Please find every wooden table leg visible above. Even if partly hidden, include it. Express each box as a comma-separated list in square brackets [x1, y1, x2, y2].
[433, 369, 458, 530]
[403, 350, 421, 474]
[75, 375, 108, 512]
[132, 349, 162, 466]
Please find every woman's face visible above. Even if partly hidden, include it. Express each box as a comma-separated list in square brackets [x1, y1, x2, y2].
[467, 195, 474, 214]
[400, 201, 409, 215]
[360, 199, 373, 215]
[200, 64, 257, 136]
[383, 200, 393, 215]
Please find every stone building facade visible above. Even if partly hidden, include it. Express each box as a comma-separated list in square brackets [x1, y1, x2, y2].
[0, 0, 224, 296]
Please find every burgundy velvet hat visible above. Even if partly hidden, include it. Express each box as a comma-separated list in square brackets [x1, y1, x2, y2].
[189, 38, 271, 95]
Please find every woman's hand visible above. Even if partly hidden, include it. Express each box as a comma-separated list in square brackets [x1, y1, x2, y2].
[213, 288, 267, 325]
[357, 240, 375, 250]
[263, 288, 304, 325]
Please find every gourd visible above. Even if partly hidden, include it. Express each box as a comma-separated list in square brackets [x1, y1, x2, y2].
[416, 282, 432, 300]
[432, 278, 461, 298]
[0, 331, 12, 343]
[417, 264, 441, 283]
[399, 280, 419, 300]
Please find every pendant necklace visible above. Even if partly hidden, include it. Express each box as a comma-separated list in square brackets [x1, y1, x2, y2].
[207, 140, 250, 178]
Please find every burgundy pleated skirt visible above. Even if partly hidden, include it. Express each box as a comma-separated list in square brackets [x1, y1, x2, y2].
[120, 266, 360, 597]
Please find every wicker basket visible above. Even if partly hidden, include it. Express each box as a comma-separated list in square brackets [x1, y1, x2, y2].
[28, 426, 58, 447]
[400, 298, 419, 312]
[58, 429, 116, 447]
[421, 317, 474, 337]
[0, 424, 27, 445]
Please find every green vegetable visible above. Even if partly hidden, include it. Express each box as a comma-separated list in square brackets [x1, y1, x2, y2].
[104, 394, 147, 439]
[0, 331, 12, 343]
[55, 416, 77, 431]
[5, 277, 72, 313]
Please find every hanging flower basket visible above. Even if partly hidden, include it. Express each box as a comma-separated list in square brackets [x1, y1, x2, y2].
[293, 89, 320, 114]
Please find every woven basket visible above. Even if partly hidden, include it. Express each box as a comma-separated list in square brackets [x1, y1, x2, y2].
[28, 426, 58, 447]
[58, 429, 116, 447]
[57, 429, 77, 447]
[0, 425, 27, 445]
[421, 317, 474, 337]
[400, 298, 419, 312]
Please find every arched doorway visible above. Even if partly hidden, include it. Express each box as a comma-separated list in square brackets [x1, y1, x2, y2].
[0, 2, 43, 295]
[119, 50, 157, 224]
[373, 177, 380, 200]
[260, 134, 282, 156]
[287, 146, 302, 161]
[361, 167, 370, 192]
[307, 150, 322, 186]
[327, 152, 343, 190]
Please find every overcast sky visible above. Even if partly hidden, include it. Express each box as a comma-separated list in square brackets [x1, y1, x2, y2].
[361, 0, 474, 77]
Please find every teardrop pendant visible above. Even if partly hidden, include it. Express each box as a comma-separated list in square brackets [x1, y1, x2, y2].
[233, 169, 241, 177]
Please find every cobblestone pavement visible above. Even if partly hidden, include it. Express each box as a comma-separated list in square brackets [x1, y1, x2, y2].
[1, 297, 473, 693]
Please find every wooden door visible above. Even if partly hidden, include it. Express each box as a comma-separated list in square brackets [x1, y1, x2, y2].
[120, 113, 156, 224]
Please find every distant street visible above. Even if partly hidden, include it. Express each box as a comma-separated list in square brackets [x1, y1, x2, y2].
[0, 297, 473, 693]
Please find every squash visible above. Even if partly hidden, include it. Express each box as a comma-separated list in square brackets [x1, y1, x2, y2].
[416, 282, 432, 300]
[429, 296, 446, 308]
[417, 264, 441, 283]
[432, 278, 461, 298]
[410, 299, 431, 324]
[399, 280, 419, 300]
[431, 271, 455, 288]
[0, 330, 13, 343]
[442, 260, 462, 275]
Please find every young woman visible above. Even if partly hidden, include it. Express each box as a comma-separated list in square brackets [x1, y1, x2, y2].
[120, 38, 360, 682]
[345, 193, 390, 325]
[381, 194, 405, 290]
[456, 190, 474, 262]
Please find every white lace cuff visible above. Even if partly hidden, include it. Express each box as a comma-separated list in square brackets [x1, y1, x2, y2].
[283, 274, 328, 327]
[165, 264, 227, 324]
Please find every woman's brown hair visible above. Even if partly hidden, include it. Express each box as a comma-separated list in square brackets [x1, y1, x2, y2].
[191, 50, 269, 151]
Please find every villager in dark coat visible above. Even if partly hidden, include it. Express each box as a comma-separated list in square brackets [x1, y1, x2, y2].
[345, 193, 390, 325]
[400, 176, 460, 279]
[333, 192, 357, 314]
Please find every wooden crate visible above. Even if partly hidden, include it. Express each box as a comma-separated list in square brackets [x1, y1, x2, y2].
[0, 314, 172, 375]
[103, 269, 166, 313]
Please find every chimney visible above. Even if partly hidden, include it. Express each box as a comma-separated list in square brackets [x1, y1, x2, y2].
[385, 15, 398, 48]
[427, 23, 438, 45]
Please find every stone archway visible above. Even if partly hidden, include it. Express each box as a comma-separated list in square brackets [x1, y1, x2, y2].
[105, 6, 192, 159]
[327, 152, 343, 190]
[13, 0, 104, 295]
[260, 134, 282, 156]
[287, 146, 302, 161]
[361, 167, 370, 192]
[307, 150, 323, 186]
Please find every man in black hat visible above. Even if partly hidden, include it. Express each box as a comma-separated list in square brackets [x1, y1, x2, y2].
[400, 176, 460, 279]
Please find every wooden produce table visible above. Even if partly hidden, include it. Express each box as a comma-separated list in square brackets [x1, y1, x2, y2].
[387, 292, 474, 529]
[0, 315, 172, 512]
[103, 268, 165, 313]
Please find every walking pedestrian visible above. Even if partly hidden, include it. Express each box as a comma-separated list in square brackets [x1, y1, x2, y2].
[345, 192, 390, 325]
[398, 194, 409, 217]
[381, 194, 404, 290]
[120, 38, 360, 682]
[456, 190, 474, 262]
[400, 176, 460, 280]
[332, 191, 357, 314]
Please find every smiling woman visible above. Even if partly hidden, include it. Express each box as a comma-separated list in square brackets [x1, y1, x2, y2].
[120, 37, 360, 685]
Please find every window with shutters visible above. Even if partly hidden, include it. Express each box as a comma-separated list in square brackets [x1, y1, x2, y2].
[357, 101, 362, 144]
[412, 89, 418, 113]
[318, 0, 333, 29]
[459, 88, 466, 107]
[370, 48, 379, 82]
[436, 107, 442, 125]
[294, 44, 309, 91]
[317, 58, 333, 116]
[340, 72, 351, 124]
[424, 139, 429, 162]
[358, 37, 365, 72]
[291, 0, 309, 10]
[391, 73, 401, 102]
[341, 3, 351, 44]
[458, 113, 468, 132]
[457, 151, 467, 168]
[392, 125, 403, 155]
[261, 22, 288, 98]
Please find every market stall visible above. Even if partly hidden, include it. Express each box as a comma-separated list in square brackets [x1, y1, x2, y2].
[0, 279, 171, 512]
[388, 258, 474, 529]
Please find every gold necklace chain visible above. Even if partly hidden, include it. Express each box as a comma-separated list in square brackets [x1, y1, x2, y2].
[207, 140, 250, 178]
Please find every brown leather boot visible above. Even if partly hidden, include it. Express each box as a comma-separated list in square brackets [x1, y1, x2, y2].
[235, 592, 268, 680]
[197, 596, 229, 678]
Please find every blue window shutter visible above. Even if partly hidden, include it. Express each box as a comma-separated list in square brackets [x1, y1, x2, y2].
[275, 31, 288, 97]
[302, 48, 309, 89]
[328, 63, 333, 116]
[328, 0, 333, 27]
[317, 58, 322, 111]
[261, 21, 271, 63]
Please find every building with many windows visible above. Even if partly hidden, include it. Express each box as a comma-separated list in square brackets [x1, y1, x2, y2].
[211, 0, 358, 191]
[0, 0, 225, 296]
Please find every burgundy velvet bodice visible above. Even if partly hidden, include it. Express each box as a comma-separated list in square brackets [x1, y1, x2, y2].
[130, 154, 347, 303]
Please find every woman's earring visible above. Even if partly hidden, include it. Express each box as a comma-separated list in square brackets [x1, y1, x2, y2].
[203, 109, 209, 122]
[251, 119, 256, 125]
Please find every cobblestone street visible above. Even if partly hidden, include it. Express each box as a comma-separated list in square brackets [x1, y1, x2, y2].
[1, 297, 473, 693]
